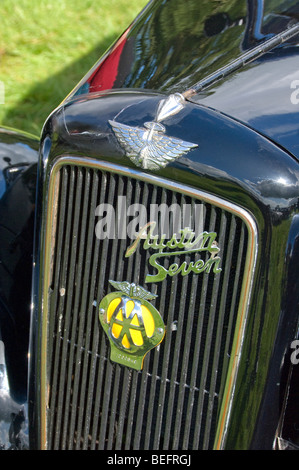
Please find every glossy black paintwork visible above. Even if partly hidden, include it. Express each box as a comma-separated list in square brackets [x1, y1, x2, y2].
[0, 128, 38, 449]
[252, 213, 299, 449]
[191, 47, 299, 161]
[52, 91, 299, 213]
[70, 0, 299, 96]
[68, 0, 299, 161]
[30, 87, 299, 449]
[0, 128, 38, 198]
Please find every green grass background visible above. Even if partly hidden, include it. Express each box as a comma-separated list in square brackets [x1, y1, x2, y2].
[0, 0, 147, 137]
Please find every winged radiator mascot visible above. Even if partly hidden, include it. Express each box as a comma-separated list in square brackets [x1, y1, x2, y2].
[109, 93, 198, 170]
[108, 280, 158, 301]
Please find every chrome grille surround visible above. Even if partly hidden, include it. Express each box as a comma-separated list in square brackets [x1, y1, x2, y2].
[39, 156, 258, 450]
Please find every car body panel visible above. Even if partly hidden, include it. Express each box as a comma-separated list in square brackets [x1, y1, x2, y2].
[28, 89, 299, 449]
[0, 128, 38, 449]
[67, 0, 299, 160]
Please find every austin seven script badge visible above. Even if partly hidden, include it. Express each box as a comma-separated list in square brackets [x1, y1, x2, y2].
[109, 93, 198, 170]
[99, 280, 165, 370]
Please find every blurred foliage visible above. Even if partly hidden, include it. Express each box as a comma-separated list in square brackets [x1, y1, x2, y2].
[0, 0, 148, 136]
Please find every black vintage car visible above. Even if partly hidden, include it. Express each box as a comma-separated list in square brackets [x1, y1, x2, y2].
[0, 0, 299, 451]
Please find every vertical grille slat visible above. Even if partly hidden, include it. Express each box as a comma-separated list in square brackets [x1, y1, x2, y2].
[71, 168, 100, 450]
[43, 161, 254, 450]
[50, 166, 78, 448]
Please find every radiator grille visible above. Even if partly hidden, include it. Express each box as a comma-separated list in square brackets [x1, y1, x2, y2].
[42, 160, 254, 450]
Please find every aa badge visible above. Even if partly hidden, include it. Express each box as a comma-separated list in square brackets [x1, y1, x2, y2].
[99, 280, 165, 370]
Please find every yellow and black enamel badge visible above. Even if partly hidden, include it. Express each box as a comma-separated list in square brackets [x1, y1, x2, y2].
[99, 280, 165, 370]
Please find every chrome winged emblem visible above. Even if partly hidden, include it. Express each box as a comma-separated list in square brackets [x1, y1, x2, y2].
[109, 280, 157, 300]
[109, 93, 198, 170]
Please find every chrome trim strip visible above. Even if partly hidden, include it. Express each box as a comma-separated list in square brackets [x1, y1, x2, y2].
[40, 156, 258, 450]
[187, 22, 299, 96]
